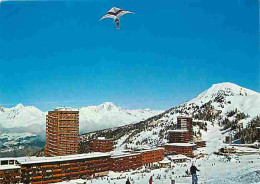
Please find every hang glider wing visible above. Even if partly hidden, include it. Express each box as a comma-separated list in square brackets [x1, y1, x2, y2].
[100, 7, 134, 21]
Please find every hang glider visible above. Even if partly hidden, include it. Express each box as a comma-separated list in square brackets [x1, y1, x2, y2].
[100, 7, 134, 29]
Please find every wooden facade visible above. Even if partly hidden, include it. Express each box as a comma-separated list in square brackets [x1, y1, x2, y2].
[19, 153, 110, 184]
[136, 148, 164, 166]
[89, 138, 114, 152]
[110, 153, 142, 172]
[0, 167, 21, 184]
[0, 159, 21, 184]
[194, 141, 206, 148]
[45, 108, 79, 157]
[177, 116, 193, 141]
[164, 143, 195, 157]
[168, 130, 191, 143]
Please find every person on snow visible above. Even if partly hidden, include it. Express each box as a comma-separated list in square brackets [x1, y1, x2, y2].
[190, 163, 200, 184]
[170, 171, 175, 184]
[126, 178, 131, 184]
[149, 176, 153, 184]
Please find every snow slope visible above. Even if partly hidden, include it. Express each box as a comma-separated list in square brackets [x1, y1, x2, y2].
[90, 82, 260, 150]
[189, 82, 260, 118]
[60, 124, 260, 184]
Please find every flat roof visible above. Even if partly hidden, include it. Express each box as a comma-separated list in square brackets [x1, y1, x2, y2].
[111, 152, 141, 159]
[165, 143, 196, 147]
[168, 154, 189, 160]
[136, 148, 164, 153]
[91, 137, 114, 141]
[0, 158, 16, 161]
[168, 130, 188, 133]
[54, 107, 79, 111]
[0, 165, 21, 171]
[17, 153, 111, 165]
[193, 140, 206, 143]
[159, 160, 171, 164]
[177, 116, 192, 119]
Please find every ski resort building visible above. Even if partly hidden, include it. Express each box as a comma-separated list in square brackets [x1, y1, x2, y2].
[168, 130, 190, 143]
[164, 143, 195, 157]
[136, 148, 164, 166]
[45, 107, 79, 157]
[110, 153, 142, 172]
[194, 140, 206, 148]
[177, 116, 193, 141]
[89, 137, 114, 152]
[167, 154, 190, 163]
[0, 158, 21, 184]
[4, 153, 111, 184]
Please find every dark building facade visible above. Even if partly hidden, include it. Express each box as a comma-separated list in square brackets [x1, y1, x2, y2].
[45, 107, 79, 157]
[168, 130, 190, 143]
[89, 137, 114, 152]
[177, 116, 193, 141]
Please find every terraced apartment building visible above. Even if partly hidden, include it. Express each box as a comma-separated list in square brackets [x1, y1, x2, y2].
[89, 137, 114, 152]
[45, 107, 79, 157]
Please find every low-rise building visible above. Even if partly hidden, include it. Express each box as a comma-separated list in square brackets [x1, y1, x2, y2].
[18, 153, 111, 184]
[136, 148, 164, 166]
[89, 137, 114, 152]
[164, 143, 195, 157]
[194, 140, 206, 148]
[167, 154, 190, 163]
[110, 153, 142, 172]
[158, 160, 171, 168]
[0, 158, 21, 184]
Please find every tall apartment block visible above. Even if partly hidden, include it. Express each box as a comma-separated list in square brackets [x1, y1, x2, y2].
[177, 116, 193, 141]
[45, 107, 79, 157]
[168, 130, 191, 143]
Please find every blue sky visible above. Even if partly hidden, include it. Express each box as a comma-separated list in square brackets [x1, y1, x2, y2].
[0, 0, 259, 111]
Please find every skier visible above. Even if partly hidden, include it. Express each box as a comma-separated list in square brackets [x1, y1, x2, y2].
[149, 176, 153, 184]
[170, 171, 175, 184]
[126, 178, 131, 184]
[190, 163, 200, 184]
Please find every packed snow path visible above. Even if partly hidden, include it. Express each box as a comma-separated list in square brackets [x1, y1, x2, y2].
[58, 123, 260, 184]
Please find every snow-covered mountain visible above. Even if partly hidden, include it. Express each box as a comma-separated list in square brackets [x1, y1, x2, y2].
[0, 103, 46, 133]
[79, 102, 163, 133]
[189, 82, 260, 118]
[80, 82, 260, 151]
[0, 102, 162, 154]
[0, 102, 162, 134]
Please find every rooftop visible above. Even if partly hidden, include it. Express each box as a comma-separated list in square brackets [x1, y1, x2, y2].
[165, 143, 196, 147]
[168, 130, 188, 133]
[177, 116, 192, 119]
[111, 152, 141, 159]
[159, 159, 171, 164]
[17, 153, 111, 165]
[0, 165, 21, 171]
[54, 107, 78, 111]
[168, 154, 189, 160]
[136, 147, 164, 153]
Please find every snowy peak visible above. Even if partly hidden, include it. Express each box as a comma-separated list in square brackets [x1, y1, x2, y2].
[0, 104, 46, 129]
[209, 82, 258, 96]
[95, 102, 120, 112]
[191, 82, 259, 105]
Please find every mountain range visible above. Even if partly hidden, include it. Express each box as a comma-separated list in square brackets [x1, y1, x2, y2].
[1, 82, 260, 155]
[80, 82, 260, 151]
